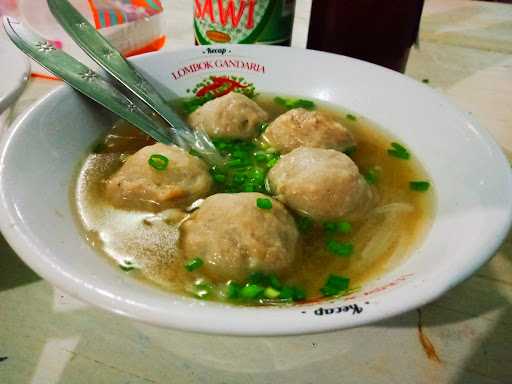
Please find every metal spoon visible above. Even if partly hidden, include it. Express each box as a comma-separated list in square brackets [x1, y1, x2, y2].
[3, 1, 224, 167]
[3, 16, 176, 145]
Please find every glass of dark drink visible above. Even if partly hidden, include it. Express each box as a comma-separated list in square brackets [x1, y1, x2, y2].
[306, 0, 425, 73]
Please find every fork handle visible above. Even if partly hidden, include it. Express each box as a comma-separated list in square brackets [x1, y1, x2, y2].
[3, 16, 176, 145]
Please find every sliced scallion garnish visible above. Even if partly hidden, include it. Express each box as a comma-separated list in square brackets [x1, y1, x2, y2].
[326, 239, 353, 257]
[320, 274, 350, 297]
[185, 257, 204, 272]
[240, 283, 265, 299]
[263, 287, 281, 299]
[226, 281, 242, 299]
[323, 221, 352, 235]
[119, 259, 139, 272]
[148, 154, 169, 171]
[409, 180, 430, 192]
[364, 167, 379, 185]
[387, 142, 410, 160]
[213, 174, 226, 183]
[274, 96, 315, 110]
[256, 198, 273, 210]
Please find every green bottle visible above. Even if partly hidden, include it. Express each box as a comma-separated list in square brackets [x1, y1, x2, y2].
[193, 0, 296, 46]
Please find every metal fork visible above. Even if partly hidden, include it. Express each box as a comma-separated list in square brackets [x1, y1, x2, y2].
[2, 1, 223, 167]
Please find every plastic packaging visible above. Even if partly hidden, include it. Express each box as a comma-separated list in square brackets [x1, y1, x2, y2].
[7, 0, 166, 78]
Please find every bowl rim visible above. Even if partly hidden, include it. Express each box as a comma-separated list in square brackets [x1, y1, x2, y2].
[0, 39, 30, 114]
[1, 45, 512, 336]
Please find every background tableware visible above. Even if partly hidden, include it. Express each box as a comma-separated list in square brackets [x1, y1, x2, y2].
[307, 0, 425, 72]
[0, 38, 30, 114]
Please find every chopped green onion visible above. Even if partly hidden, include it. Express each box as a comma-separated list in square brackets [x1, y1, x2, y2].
[226, 281, 242, 299]
[232, 149, 248, 159]
[256, 198, 273, 210]
[254, 152, 268, 162]
[248, 271, 270, 286]
[226, 159, 243, 167]
[387, 142, 410, 160]
[240, 284, 265, 299]
[208, 138, 279, 194]
[338, 221, 352, 234]
[213, 140, 230, 150]
[249, 169, 265, 184]
[391, 142, 408, 153]
[326, 239, 353, 257]
[213, 174, 226, 183]
[320, 274, 350, 297]
[247, 272, 283, 290]
[148, 154, 169, 171]
[119, 259, 136, 272]
[266, 158, 279, 168]
[292, 287, 306, 301]
[181, 93, 215, 115]
[323, 221, 352, 235]
[233, 174, 246, 185]
[296, 216, 314, 233]
[323, 222, 337, 233]
[240, 272, 305, 302]
[185, 257, 204, 272]
[257, 122, 269, 133]
[292, 99, 315, 110]
[279, 286, 295, 301]
[409, 180, 430, 192]
[346, 113, 357, 121]
[274, 96, 287, 107]
[268, 274, 283, 290]
[279, 286, 306, 301]
[364, 167, 379, 185]
[343, 145, 357, 156]
[263, 287, 281, 299]
[243, 183, 256, 192]
[274, 96, 316, 110]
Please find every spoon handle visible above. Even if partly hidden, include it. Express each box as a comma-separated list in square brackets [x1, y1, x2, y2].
[46, 0, 223, 167]
[2, 16, 174, 145]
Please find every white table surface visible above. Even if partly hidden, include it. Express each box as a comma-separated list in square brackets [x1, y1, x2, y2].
[1, 1, 511, 383]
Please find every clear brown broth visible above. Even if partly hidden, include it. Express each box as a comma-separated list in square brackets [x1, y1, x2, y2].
[74, 94, 435, 304]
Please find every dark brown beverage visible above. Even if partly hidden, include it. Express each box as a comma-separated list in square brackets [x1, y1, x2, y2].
[306, 0, 425, 73]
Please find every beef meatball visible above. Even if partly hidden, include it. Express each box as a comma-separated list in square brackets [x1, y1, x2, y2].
[187, 92, 268, 139]
[180, 193, 299, 281]
[267, 147, 374, 221]
[105, 143, 212, 211]
[263, 108, 355, 153]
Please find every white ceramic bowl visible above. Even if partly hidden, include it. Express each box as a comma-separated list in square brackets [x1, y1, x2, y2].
[1, 45, 511, 335]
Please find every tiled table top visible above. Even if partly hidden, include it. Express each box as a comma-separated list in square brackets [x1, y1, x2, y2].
[1, 1, 511, 383]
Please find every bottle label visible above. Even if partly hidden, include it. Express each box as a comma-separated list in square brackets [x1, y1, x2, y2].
[194, 0, 294, 45]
